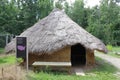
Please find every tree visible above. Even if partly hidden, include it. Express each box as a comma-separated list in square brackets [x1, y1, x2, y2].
[100, 0, 120, 45]
[87, 0, 120, 45]
[65, 0, 87, 28]
[0, 0, 54, 35]
[16, 0, 53, 34]
[0, 0, 19, 34]
[86, 6, 107, 43]
[54, 0, 66, 10]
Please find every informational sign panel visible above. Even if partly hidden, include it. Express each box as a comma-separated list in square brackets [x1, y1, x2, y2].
[16, 37, 27, 59]
[16, 37, 29, 71]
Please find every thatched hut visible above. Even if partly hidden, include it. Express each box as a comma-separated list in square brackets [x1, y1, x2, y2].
[5, 9, 107, 66]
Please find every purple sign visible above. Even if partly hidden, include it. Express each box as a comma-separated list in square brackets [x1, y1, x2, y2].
[17, 45, 25, 51]
[16, 37, 27, 58]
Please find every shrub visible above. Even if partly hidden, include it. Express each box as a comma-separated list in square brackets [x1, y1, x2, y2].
[106, 45, 113, 51]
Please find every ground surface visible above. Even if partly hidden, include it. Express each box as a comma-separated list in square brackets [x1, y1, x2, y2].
[95, 52, 120, 70]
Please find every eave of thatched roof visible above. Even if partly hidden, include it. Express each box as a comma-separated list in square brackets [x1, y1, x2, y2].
[5, 8, 107, 54]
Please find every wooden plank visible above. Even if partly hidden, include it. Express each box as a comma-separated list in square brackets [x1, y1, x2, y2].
[32, 62, 71, 67]
[32, 62, 72, 73]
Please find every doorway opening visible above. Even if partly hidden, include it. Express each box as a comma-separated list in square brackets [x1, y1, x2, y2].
[71, 44, 86, 66]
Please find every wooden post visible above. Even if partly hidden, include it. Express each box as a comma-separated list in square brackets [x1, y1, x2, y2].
[26, 38, 28, 72]
[5, 34, 8, 46]
[86, 49, 95, 66]
[10, 34, 13, 41]
[2, 68, 4, 80]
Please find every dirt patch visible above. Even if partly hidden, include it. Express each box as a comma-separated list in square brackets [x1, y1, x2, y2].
[0, 65, 27, 80]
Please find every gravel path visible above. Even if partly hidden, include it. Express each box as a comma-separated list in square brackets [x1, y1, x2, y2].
[95, 53, 120, 70]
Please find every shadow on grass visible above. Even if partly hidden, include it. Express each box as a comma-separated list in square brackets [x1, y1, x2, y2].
[89, 57, 119, 73]
[26, 70, 70, 80]
[34, 69, 69, 75]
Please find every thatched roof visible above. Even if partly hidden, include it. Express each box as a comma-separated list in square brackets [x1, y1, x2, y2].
[5, 8, 107, 54]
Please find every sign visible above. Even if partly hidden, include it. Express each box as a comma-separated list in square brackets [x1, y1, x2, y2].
[16, 37, 27, 59]
[16, 37, 29, 71]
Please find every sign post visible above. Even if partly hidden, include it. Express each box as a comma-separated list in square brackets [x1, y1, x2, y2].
[16, 37, 28, 71]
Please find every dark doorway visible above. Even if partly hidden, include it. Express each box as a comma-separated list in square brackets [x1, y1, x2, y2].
[71, 44, 86, 66]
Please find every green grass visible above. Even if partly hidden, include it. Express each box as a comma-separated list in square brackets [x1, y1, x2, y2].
[0, 48, 119, 80]
[27, 71, 118, 80]
[0, 48, 16, 66]
[107, 46, 120, 58]
[0, 48, 4, 54]
[26, 48, 120, 80]
[112, 47, 120, 52]
[108, 52, 120, 58]
[0, 55, 16, 66]
[0, 55, 118, 80]
[91, 57, 119, 73]
[27, 72, 116, 80]
[27, 57, 119, 80]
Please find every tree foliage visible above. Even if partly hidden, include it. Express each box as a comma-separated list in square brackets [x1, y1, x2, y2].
[87, 0, 120, 45]
[64, 0, 120, 46]
[0, 0, 53, 35]
[64, 0, 87, 28]
[0, 0, 120, 46]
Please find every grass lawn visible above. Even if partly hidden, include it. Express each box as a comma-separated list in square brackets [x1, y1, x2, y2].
[0, 48, 16, 66]
[107, 46, 120, 58]
[27, 71, 118, 80]
[0, 49, 119, 80]
[112, 47, 120, 52]
[89, 57, 118, 73]
[26, 57, 119, 80]
[26, 46, 120, 80]
[0, 48, 4, 54]
[0, 55, 16, 66]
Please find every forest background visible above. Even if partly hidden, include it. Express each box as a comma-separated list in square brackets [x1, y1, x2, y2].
[0, 0, 120, 47]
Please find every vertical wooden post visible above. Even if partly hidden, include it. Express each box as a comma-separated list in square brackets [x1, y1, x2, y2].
[2, 68, 4, 80]
[26, 37, 29, 72]
[6, 34, 8, 46]
[10, 34, 13, 41]
[86, 49, 95, 66]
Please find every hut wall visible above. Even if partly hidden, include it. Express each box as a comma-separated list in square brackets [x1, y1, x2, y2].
[29, 46, 71, 65]
[86, 49, 95, 66]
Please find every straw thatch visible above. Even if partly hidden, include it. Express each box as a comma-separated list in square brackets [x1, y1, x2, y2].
[5, 8, 107, 54]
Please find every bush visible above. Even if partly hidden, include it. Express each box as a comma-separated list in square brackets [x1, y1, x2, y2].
[106, 45, 113, 51]
[0, 37, 5, 48]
